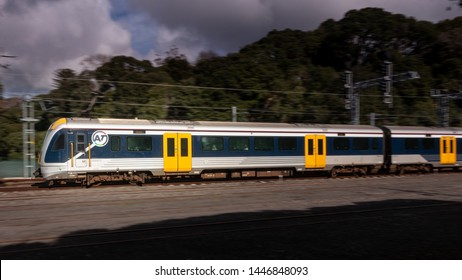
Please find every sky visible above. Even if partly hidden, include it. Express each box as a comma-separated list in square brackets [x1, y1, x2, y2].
[0, 0, 460, 97]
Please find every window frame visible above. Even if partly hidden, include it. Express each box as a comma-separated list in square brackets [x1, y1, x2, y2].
[51, 133, 65, 151]
[333, 138, 350, 150]
[200, 136, 224, 152]
[229, 137, 250, 152]
[127, 136, 152, 152]
[352, 138, 369, 150]
[254, 137, 275, 152]
[405, 138, 419, 150]
[110, 136, 121, 152]
[278, 137, 297, 151]
[76, 133, 86, 153]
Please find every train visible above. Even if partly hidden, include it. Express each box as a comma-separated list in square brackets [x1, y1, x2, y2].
[36, 117, 462, 186]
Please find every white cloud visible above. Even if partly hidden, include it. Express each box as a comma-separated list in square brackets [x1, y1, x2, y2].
[0, 0, 133, 96]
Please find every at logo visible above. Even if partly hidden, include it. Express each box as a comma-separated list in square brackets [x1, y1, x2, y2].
[92, 130, 109, 147]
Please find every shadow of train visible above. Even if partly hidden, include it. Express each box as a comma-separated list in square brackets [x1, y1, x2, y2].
[1, 199, 461, 259]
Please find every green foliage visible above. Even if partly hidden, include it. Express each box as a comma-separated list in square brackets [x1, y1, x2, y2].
[2, 8, 462, 159]
[0, 105, 22, 159]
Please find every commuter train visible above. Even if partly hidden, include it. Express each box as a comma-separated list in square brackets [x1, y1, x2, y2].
[36, 117, 462, 186]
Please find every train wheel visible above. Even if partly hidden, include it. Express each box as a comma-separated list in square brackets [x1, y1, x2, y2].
[129, 180, 143, 186]
[423, 165, 433, 174]
[330, 168, 338, 178]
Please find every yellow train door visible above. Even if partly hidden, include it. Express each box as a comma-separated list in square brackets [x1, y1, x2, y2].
[305, 135, 326, 168]
[440, 136, 456, 164]
[163, 133, 192, 172]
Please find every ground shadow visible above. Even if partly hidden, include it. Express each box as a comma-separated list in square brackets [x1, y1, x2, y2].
[1, 199, 461, 259]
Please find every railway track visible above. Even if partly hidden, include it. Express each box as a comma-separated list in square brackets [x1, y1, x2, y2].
[0, 169, 456, 192]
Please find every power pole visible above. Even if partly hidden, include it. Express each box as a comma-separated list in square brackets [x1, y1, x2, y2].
[21, 96, 39, 178]
[231, 106, 237, 122]
[343, 61, 420, 125]
[430, 89, 462, 127]
[382, 61, 393, 105]
[343, 71, 358, 124]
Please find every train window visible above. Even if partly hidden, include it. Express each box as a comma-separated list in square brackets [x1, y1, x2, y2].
[127, 136, 152, 151]
[279, 137, 297, 151]
[254, 137, 274, 151]
[318, 139, 324, 155]
[334, 138, 349, 150]
[423, 138, 436, 150]
[76, 134, 86, 153]
[167, 138, 175, 156]
[52, 134, 65, 151]
[110, 136, 121, 151]
[180, 138, 189, 156]
[353, 138, 369, 150]
[372, 138, 379, 150]
[307, 139, 314, 155]
[405, 138, 419, 150]
[201, 136, 224, 151]
[229, 137, 249, 151]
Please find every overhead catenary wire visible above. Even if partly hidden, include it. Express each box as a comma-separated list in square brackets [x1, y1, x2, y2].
[35, 97, 348, 117]
[2, 71, 436, 99]
[31, 96, 436, 121]
[59, 76, 432, 99]
[61, 77, 337, 96]
[4, 74, 442, 123]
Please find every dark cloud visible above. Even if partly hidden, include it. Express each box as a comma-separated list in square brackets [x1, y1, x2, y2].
[127, 0, 461, 58]
[0, 0, 460, 95]
[128, 0, 273, 53]
[128, 0, 333, 53]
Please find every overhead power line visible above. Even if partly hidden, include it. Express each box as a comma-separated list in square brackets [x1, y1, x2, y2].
[60, 76, 341, 96]
[1, 72, 433, 100]
[56, 76, 432, 99]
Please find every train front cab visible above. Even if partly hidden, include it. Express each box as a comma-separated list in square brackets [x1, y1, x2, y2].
[41, 122, 97, 182]
[40, 118, 106, 183]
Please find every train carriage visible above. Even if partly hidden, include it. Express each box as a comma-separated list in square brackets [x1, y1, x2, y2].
[381, 126, 462, 173]
[39, 118, 385, 185]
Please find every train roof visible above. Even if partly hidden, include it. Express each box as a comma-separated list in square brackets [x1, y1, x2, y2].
[52, 118, 383, 134]
[383, 125, 462, 136]
[50, 118, 462, 136]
